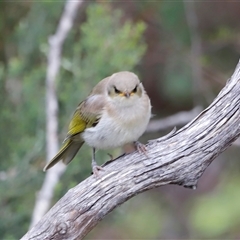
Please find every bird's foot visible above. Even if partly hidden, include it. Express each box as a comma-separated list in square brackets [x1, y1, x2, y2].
[92, 161, 104, 178]
[134, 141, 148, 157]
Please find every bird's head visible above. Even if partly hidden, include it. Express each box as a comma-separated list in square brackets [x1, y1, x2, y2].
[107, 71, 143, 107]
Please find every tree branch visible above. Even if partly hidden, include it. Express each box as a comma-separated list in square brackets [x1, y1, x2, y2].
[22, 60, 240, 240]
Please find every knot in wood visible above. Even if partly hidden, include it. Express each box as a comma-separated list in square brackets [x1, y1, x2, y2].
[56, 222, 68, 235]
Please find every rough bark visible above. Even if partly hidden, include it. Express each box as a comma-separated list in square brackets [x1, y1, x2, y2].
[22, 60, 240, 240]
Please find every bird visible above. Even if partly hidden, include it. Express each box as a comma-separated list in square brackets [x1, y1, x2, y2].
[43, 71, 152, 176]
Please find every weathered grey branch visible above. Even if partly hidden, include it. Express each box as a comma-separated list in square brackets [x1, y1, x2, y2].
[22, 60, 240, 240]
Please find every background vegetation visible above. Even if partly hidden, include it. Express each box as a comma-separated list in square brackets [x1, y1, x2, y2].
[1, 1, 240, 239]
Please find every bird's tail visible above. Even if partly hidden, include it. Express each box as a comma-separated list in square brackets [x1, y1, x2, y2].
[43, 139, 84, 171]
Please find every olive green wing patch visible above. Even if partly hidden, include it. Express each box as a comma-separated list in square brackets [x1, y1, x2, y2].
[67, 110, 87, 136]
[66, 94, 105, 138]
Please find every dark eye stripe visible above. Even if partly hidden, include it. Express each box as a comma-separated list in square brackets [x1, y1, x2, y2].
[132, 85, 138, 93]
[114, 86, 121, 94]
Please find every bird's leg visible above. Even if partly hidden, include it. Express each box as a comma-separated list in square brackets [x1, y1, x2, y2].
[91, 148, 104, 177]
[134, 141, 148, 157]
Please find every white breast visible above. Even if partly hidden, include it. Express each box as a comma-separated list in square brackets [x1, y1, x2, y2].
[82, 94, 151, 150]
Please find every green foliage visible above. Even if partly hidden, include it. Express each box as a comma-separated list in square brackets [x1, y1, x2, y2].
[16, 2, 64, 59]
[79, 4, 146, 77]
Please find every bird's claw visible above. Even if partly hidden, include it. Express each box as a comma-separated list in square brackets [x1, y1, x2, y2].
[134, 141, 148, 157]
[92, 162, 104, 178]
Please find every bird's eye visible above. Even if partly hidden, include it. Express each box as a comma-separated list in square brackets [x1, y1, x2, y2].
[114, 86, 121, 94]
[132, 85, 138, 93]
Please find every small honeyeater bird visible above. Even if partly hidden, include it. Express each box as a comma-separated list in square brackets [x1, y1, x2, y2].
[43, 71, 151, 176]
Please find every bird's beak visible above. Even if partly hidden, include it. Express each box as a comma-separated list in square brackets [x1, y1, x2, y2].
[124, 92, 130, 98]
